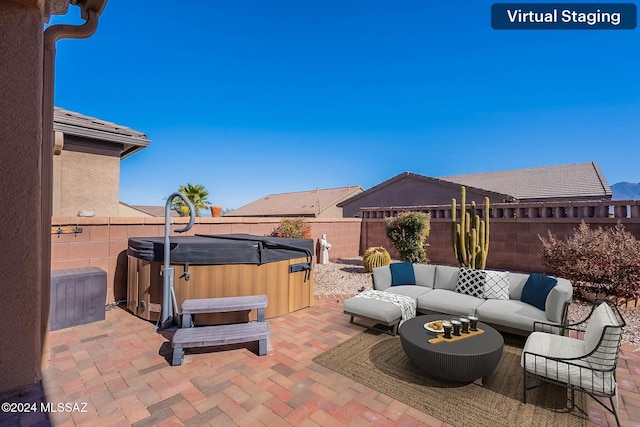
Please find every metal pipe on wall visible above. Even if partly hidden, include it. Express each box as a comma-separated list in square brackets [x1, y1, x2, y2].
[42, 6, 101, 354]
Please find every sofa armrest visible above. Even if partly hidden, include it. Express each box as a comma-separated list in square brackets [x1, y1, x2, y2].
[545, 278, 573, 323]
[372, 266, 392, 291]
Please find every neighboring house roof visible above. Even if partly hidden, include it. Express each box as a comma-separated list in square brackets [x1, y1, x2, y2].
[338, 172, 516, 207]
[119, 202, 179, 217]
[226, 186, 364, 217]
[440, 162, 612, 201]
[54, 107, 150, 158]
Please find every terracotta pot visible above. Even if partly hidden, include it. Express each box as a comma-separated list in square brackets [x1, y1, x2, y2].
[210, 206, 222, 217]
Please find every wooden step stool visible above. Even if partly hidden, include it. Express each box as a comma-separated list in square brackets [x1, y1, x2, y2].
[171, 295, 269, 366]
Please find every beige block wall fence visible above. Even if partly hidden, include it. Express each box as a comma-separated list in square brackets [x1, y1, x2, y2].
[361, 215, 640, 275]
[53, 210, 640, 307]
[51, 216, 362, 303]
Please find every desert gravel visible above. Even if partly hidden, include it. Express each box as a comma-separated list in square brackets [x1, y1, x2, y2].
[314, 258, 640, 346]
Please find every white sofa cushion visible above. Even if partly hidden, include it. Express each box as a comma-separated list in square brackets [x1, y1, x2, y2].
[413, 264, 436, 288]
[372, 263, 435, 291]
[417, 289, 485, 317]
[372, 266, 393, 291]
[476, 299, 547, 332]
[385, 285, 432, 299]
[344, 296, 401, 324]
[484, 270, 510, 300]
[507, 272, 530, 300]
[433, 265, 460, 291]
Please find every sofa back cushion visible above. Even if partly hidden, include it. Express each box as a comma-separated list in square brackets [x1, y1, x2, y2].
[372, 266, 392, 291]
[434, 265, 460, 291]
[507, 272, 530, 300]
[373, 263, 436, 291]
[413, 264, 436, 288]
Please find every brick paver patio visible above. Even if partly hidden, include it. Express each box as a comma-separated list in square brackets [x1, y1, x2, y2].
[4, 296, 640, 426]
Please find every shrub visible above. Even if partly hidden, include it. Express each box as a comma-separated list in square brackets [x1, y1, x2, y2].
[385, 212, 431, 263]
[362, 246, 391, 272]
[539, 221, 640, 299]
[270, 218, 312, 239]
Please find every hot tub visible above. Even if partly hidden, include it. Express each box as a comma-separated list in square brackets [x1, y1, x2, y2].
[126, 234, 314, 324]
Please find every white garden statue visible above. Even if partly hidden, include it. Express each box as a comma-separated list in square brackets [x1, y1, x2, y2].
[320, 233, 332, 264]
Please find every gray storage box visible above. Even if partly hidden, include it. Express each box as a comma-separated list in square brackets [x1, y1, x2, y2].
[50, 267, 107, 331]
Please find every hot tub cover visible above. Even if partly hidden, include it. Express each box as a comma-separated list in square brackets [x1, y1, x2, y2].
[127, 234, 314, 265]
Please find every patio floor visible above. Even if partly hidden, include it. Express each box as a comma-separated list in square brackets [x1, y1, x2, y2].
[10, 296, 640, 426]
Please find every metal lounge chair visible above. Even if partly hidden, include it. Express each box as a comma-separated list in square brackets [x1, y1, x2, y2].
[521, 299, 626, 426]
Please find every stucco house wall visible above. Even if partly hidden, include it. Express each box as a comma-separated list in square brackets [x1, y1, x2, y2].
[53, 136, 121, 217]
[0, 0, 45, 393]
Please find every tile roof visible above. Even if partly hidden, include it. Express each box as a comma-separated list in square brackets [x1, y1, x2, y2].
[226, 186, 364, 217]
[338, 172, 515, 207]
[440, 162, 611, 201]
[53, 107, 150, 158]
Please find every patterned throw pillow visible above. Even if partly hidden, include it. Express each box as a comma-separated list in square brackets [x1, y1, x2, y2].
[484, 270, 510, 300]
[455, 268, 486, 298]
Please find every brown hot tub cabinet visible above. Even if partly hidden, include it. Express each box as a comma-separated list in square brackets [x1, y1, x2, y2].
[126, 234, 314, 324]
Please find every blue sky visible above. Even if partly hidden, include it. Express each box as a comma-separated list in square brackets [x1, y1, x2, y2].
[50, 1, 640, 210]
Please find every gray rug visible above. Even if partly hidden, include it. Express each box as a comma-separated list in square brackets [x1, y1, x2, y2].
[313, 331, 588, 427]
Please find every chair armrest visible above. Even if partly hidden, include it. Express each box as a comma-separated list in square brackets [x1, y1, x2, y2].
[533, 319, 587, 336]
[545, 279, 573, 323]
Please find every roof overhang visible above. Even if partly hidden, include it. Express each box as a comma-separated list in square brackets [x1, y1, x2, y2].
[53, 107, 150, 159]
[53, 122, 150, 159]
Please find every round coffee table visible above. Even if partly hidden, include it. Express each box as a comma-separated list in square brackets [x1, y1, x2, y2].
[399, 314, 504, 383]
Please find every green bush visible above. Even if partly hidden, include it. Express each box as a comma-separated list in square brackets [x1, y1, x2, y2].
[385, 212, 431, 263]
[539, 221, 640, 299]
[270, 218, 312, 239]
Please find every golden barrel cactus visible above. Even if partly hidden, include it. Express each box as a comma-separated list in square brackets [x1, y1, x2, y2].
[363, 246, 391, 272]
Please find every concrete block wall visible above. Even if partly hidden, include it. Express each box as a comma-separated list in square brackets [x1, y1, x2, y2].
[362, 217, 640, 274]
[51, 217, 362, 303]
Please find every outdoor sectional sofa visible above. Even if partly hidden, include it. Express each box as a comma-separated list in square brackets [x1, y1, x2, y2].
[343, 263, 573, 336]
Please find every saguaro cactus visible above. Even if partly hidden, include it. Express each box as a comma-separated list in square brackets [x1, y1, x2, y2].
[451, 186, 490, 269]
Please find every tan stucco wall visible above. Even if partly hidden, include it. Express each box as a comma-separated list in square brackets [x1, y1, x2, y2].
[118, 203, 151, 217]
[57, 150, 120, 217]
[0, 0, 45, 392]
[319, 205, 344, 218]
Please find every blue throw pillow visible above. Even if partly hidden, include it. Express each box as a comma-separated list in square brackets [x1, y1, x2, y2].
[390, 262, 416, 286]
[521, 273, 557, 311]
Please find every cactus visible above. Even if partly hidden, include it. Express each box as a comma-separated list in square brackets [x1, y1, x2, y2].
[362, 246, 391, 272]
[451, 186, 490, 269]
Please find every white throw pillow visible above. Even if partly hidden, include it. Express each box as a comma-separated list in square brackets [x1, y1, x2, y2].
[455, 267, 486, 298]
[484, 270, 510, 300]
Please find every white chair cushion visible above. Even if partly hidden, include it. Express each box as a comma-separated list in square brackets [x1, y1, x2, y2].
[583, 302, 623, 370]
[522, 331, 616, 395]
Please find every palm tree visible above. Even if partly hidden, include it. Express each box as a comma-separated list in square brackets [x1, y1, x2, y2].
[173, 183, 212, 217]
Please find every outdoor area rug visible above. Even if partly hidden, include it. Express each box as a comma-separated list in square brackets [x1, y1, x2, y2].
[313, 331, 588, 427]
